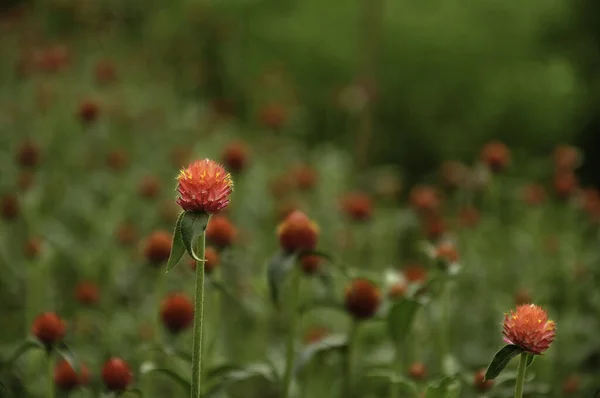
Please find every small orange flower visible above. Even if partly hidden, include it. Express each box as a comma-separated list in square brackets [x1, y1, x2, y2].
[142, 231, 172, 265]
[553, 145, 580, 171]
[24, 237, 42, 259]
[160, 293, 194, 333]
[32, 312, 66, 348]
[106, 149, 129, 172]
[522, 183, 546, 206]
[409, 185, 441, 214]
[340, 192, 373, 222]
[473, 369, 493, 392]
[344, 279, 381, 320]
[408, 362, 427, 380]
[78, 99, 100, 124]
[54, 360, 90, 391]
[480, 141, 510, 172]
[435, 241, 458, 263]
[138, 175, 161, 199]
[277, 211, 319, 253]
[102, 358, 133, 392]
[176, 159, 233, 214]
[300, 254, 321, 275]
[206, 216, 237, 248]
[562, 374, 581, 395]
[502, 304, 556, 355]
[439, 160, 467, 189]
[293, 165, 318, 191]
[403, 264, 427, 284]
[222, 140, 251, 174]
[388, 281, 407, 299]
[16, 140, 41, 168]
[258, 103, 287, 130]
[1, 194, 19, 220]
[554, 171, 578, 199]
[75, 281, 100, 306]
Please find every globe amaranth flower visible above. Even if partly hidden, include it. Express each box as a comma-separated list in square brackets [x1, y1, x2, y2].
[502, 304, 556, 355]
[344, 279, 381, 320]
[160, 293, 194, 333]
[102, 358, 133, 392]
[277, 210, 319, 253]
[176, 159, 233, 214]
[32, 312, 66, 348]
[54, 360, 90, 391]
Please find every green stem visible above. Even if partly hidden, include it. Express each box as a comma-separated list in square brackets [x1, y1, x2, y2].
[514, 352, 528, 398]
[47, 352, 54, 398]
[282, 269, 301, 398]
[343, 320, 359, 398]
[190, 233, 206, 398]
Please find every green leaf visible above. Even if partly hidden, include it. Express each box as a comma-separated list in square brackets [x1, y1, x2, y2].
[202, 363, 276, 398]
[122, 388, 143, 397]
[299, 250, 334, 262]
[484, 344, 524, 380]
[293, 334, 347, 375]
[266, 250, 298, 305]
[166, 212, 186, 273]
[526, 353, 535, 368]
[0, 340, 44, 368]
[181, 211, 210, 262]
[424, 377, 461, 398]
[140, 362, 191, 392]
[388, 299, 421, 344]
[55, 343, 79, 372]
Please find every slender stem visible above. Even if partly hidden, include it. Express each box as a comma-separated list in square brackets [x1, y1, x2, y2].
[282, 269, 301, 398]
[343, 320, 359, 398]
[190, 233, 206, 398]
[47, 352, 54, 398]
[514, 353, 528, 398]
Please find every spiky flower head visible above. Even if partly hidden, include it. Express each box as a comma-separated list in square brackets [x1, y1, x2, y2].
[176, 159, 233, 214]
[277, 210, 319, 253]
[502, 304, 556, 355]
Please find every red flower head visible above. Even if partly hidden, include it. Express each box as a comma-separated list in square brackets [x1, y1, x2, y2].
[439, 160, 467, 189]
[303, 326, 330, 344]
[341, 192, 373, 222]
[300, 254, 321, 275]
[189, 246, 220, 273]
[106, 149, 129, 172]
[138, 175, 161, 199]
[480, 141, 510, 172]
[403, 264, 427, 284]
[1, 194, 19, 220]
[388, 281, 407, 299]
[176, 159, 233, 214]
[562, 374, 581, 395]
[142, 231, 172, 265]
[206, 216, 237, 248]
[78, 99, 100, 124]
[409, 185, 441, 214]
[553, 145, 581, 171]
[24, 237, 42, 258]
[75, 281, 100, 306]
[102, 358, 133, 392]
[277, 211, 319, 253]
[344, 279, 381, 320]
[38, 45, 70, 74]
[522, 183, 546, 206]
[473, 369, 494, 392]
[54, 360, 90, 391]
[502, 304, 556, 354]
[258, 103, 287, 130]
[422, 214, 446, 241]
[554, 171, 578, 199]
[222, 140, 251, 174]
[408, 362, 427, 380]
[16, 140, 41, 168]
[160, 293, 194, 333]
[94, 59, 117, 85]
[293, 165, 318, 191]
[32, 312, 66, 348]
[435, 241, 459, 263]
[458, 206, 480, 229]
[116, 223, 137, 246]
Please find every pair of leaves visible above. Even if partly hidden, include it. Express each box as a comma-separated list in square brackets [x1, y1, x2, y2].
[484, 344, 535, 380]
[388, 299, 421, 344]
[166, 212, 210, 273]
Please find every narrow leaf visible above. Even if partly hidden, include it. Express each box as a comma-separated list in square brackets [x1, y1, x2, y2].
[55, 343, 79, 372]
[202, 363, 276, 398]
[266, 251, 298, 305]
[526, 353, 535, 368]
[388, 299, 421, 344]
[299, 250, 334, 262]
[293, 334, 347, 375]
[180, 212, 210, 262]
[166, 212, 186, 273]
[140, 362, 191, 391]
[484, 344, 524, 380]
[0, 340, 43, 368]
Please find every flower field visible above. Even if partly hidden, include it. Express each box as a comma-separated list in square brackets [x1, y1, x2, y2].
[1, 2, 600, 398]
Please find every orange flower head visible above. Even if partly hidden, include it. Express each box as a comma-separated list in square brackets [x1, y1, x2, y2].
[439, 160, 467, 189]
[176, 159, 233, 214]
[473, 369, 494, 392]
[78, 99, 100, 124]
[1, 194, 19, 220]
[502, 304, 556, 355]
[277, 211, 319, 253]
[553, 145, 581, 171]
[293, 165, 318, 191]
[16, 140, 41, 168]
[408, 362, 427, 380]
[554, 171, 578, 199]
[409, 185, 441, 214]
[142, 231, 172, 265]
[222, 140, 251, 174]
[206, 216, 237, 248]
[435, 241, 459, 263]
[75, 281, 100, 306]
[522, 183, 546, 206]
[258, 103, 287, 130]
[344, 279, 381, 320]
[388, 281, 407, 299]
[32, 312, 66, 348]
[102, 358, 133, 392]
[300, 254, 321, 275]
[160, 293, 194, 333]
[106, 149, 129, 172]
[341, 192, 373, 222]
[54, 360, 90, 391]
[403, 264, 427, 284]
[138, 175, 161, 199]
[480, 141, 510, 172]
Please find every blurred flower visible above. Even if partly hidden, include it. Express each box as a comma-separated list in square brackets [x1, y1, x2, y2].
[553, 171, 578, 199]
[206, 216, 237, 248]
[514, 288, 532, 306]
[1, 194, 19, 220]
[176, 159, 233, 214]
[553, 145, 581, 171]
[277, 210, 319, 253]
[16, 140, 41, 168]
[106, 149, 129, 172]
[138, 175, 161, 200]
[373, 171, 402, 202]
[300, 254, 321, 275]
[38, 45, 70, 73]
[142, 231, 172, 265]
[522, 183, 546, 206]
[303, 326, 329, 344]
[439, 161, 467, 189]
[473, 369, 493, 392]
[388, 281, 407, 299]
[270, 174, 296, 199]
[102, 358, 133, 392]
[189, 246, 220, 273]
[403, 264, 427, 284]
[116, 222, 137, 246]
[545, 236, 559, 254]
[78, 99, 100, 124]
[258, 103, 287, 130]
[458, 206, 480, 229]
[344, 279, 381, 320]
[18, 171, 35, 192]
[54, 360, 90, 391]
[422, 214, 446, 241]
[32, 312, 66, 348]
[94, 59, 117, 85]
[160, 293, 194, 333]
[408, 362, 427, 380]
[340, 192, 373, 222]
[23, 237, 42, 258]
[222, 140, 251, 174]
[409, 185, 441, 214]
[562, 374, 581, 395]
[293, 165, 318, 191]
[502, 304, 556, 354]
[74, 281, 100, 306]
[435, 241, 459, 263]
[480, 141, 510, 172]
[578, 188, 600, 222]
